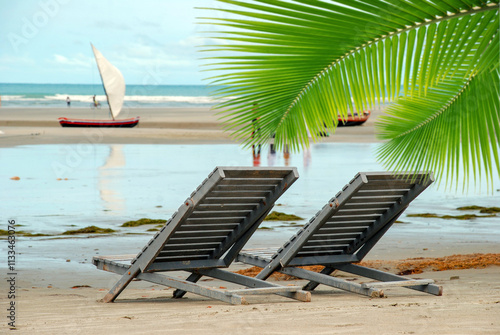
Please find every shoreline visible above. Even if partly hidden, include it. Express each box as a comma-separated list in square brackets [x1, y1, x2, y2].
[0, 106, 382, 147]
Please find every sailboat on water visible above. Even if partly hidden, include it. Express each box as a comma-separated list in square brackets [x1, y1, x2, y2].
[59, 44, 140, 128]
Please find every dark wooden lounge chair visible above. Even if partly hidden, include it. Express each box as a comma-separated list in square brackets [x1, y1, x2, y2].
[93, 167, 311, 305]
[237, 172, 443, 298]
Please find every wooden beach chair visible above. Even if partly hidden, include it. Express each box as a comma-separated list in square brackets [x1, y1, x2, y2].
[237, 172, 443, 298]
[93, 167, 311, 305]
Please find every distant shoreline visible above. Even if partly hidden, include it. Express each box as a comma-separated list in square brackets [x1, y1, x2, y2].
[0, 82, 220, 109]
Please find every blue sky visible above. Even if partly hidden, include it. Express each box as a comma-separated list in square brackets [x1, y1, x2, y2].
[0, 0, 224, 85]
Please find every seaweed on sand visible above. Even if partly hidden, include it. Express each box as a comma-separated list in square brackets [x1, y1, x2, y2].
[407, 213, 496, 220]
[264, 211, 304, 221]
[407, 213, 440, 218]
[0, 230, 52, 237]
[62, 226, 115, 235]
[457, 206, 500, 214]
[235, 253, 500, 280]
[121, 218, 167, 227]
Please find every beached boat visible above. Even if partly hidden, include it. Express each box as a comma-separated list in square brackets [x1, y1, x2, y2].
[337, 110, 370, 127]
[59, 44, 139, 128]
[58, 117, 139, 127]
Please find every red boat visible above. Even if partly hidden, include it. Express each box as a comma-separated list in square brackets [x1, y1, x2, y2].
[337, 111, 371, 127]
[60, 44, 140, 128]
[58, 116, 140, 128]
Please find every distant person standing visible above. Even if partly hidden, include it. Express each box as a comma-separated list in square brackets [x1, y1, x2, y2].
[251, 103, 261, 156]
[66, 96, 71, 107]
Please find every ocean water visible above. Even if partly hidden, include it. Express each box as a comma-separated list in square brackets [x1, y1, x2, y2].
[0, 83, 221, 108]
[2, 143, 499, 238]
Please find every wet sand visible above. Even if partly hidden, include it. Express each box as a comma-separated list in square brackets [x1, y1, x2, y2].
[1, 106, 499, 334]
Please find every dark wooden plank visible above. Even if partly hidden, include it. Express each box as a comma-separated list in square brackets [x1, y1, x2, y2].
[189, 210, 252, 218]
[152, 254, 211, 262]
[222, 169, 290, 178]
[171, 230, 233, 238]
[196, 203, 258, 211]
[300, 244, 349, 251]
[337, 208, 389, 215]
[158, 249, 215, 257]
[215, 184, 277, 191]
[346, 195, 403, 204]
[303, 238, 356, 245]
[200, 197, 265, 204]
[161, 242, 221, 251]
[343, 201, 396, 209]
[316, 226, 369, 234]
[328, 213, 382, 222]
[177, 223, 240, 231]
[358, 182, 413, 191]
[356, 189, 408, 195]
[218, 178, 283, 186]
[207, 190, 272, 198]
[169, 236, 226, 244]
[296, 249, 344, 257]
[288, 254, 358, 267]
[323, 220, 375, 227]
[146, 259, 226, 271]
[308, 232, 362, 240]
[185, 217, 245, 224]
[364, 173, 427, 182]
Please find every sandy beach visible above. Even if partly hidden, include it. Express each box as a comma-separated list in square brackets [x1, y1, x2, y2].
[0, 107, 380, 147]
[1, 106, 499, 334]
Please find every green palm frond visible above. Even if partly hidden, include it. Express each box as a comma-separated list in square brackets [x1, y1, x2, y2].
[376, 8, 500, 191]
[377, 68, 500, 192]
[200, 0, 500, 189]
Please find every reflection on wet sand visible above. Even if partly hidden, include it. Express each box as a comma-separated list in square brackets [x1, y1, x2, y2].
[99, 144, 125, 213]
[253, 142, 311, 169]
[267, 143, 276, 166]
[283, 144, 290, 166]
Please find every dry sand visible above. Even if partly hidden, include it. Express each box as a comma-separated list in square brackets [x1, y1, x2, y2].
[11, 267, 499, 335]
[1, 106, 499, 334]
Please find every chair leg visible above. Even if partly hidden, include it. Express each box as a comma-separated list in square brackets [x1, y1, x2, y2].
[139, 272, 246, 305]
[281, 266, 383, 298]
[302, 266, 336, 291]
[172, 273, 203, 298]
[197, 268, 311, 302]
[336, 264, 443, 296]
[102, 268, 140, 303]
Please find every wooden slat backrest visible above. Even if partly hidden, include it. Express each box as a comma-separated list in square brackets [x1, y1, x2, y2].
[129, 167, 298, 272]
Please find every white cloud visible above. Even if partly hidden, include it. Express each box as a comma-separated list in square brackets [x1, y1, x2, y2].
[53, 53, 92, 68]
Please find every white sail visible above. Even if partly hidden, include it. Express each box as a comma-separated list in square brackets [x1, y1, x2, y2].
[91, 44, 125, 119]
